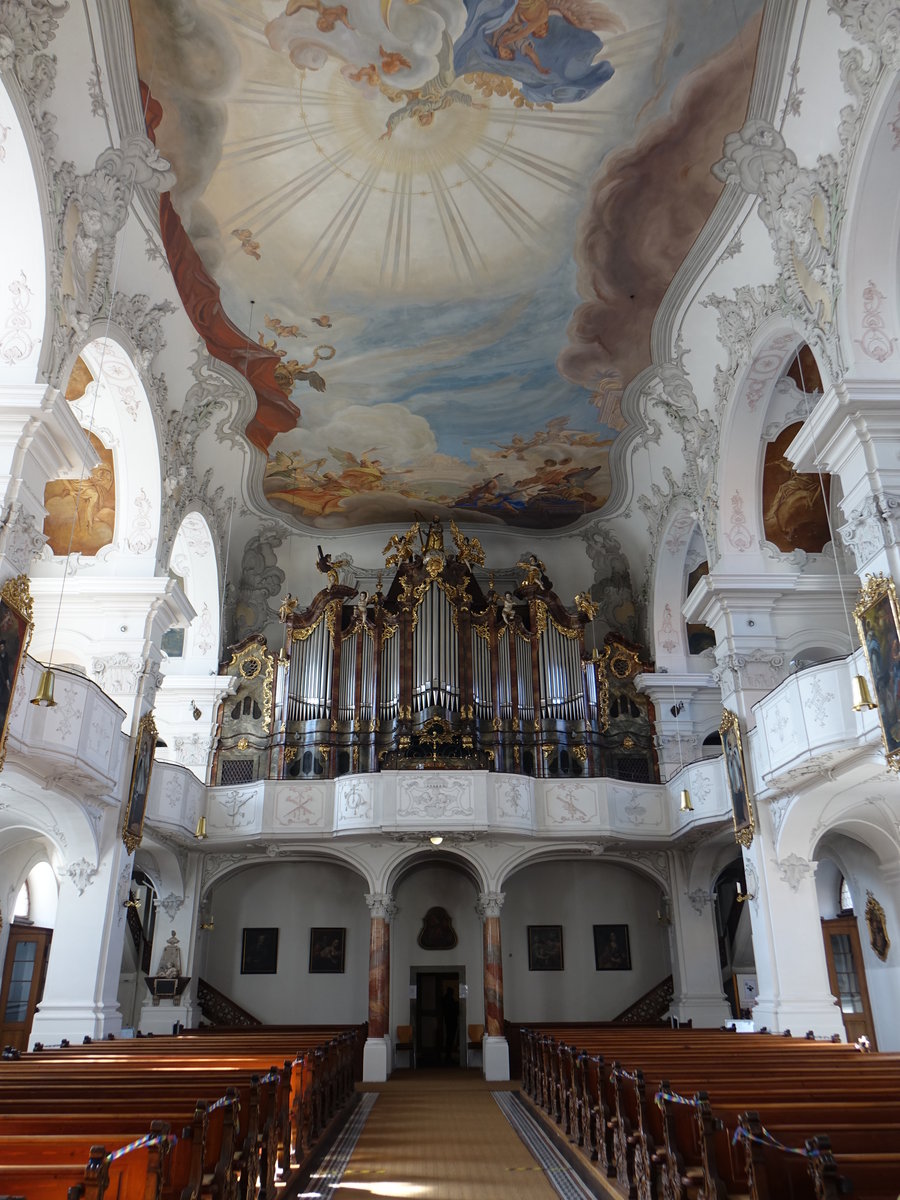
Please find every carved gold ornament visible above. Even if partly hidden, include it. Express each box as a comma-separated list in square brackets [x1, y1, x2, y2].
[720, 708, 754, 848]
[227, 638, 274, 734]
[853, 574, 900, 773]
[865, 890, 890, 961]
[0, 574, 34, 773]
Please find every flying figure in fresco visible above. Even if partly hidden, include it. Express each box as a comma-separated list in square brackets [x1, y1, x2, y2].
[381, 31, 486, 139]
[454, 0, 622, 104]
[284, 0, 353, 33]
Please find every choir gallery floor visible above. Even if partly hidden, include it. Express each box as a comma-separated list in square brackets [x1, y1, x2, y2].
[296, 1070, 602, 1200]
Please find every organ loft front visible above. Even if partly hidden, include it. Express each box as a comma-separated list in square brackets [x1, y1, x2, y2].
[211, 517, 657, 787]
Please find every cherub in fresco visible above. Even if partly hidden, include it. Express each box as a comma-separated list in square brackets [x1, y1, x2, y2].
[258, 334, 288, 357]
[379, 45, 412, 74]
[381, 31, 485, 139]
[232, 228, 261, 259]
[347, 62, 380, 86]
[284, 0, 353, 33]
[265, 314, 305, 339]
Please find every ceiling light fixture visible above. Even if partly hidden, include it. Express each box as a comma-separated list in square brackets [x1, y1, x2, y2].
[429, 835, 443, 846]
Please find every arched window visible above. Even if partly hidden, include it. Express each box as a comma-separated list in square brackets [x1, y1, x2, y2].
[13, 880, 30, 921]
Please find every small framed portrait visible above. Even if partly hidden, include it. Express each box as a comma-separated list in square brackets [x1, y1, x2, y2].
[854, 574, 900, 771]
[122, 712, 157, 854]
[593, 924, 631, 971]
[0, 575, 33, 773]
[241, 927, 279, 974]
[527, 925, 564, 972]
[720, 709, 753, 847]
[309, 927, 346, 974]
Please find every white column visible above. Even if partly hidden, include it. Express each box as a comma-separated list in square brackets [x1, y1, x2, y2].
[30, 806, 131, 1046]
[667, 854, 730, 1027]
[744, 833, 844, 1039]
[790, 378, 900, 581]
[153, 674, 237, 781]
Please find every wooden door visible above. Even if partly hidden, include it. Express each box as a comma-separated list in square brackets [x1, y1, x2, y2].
[821, 917, 877, 1047]
[415, 972, 460, 1067]
[0, 925, 52, 1051]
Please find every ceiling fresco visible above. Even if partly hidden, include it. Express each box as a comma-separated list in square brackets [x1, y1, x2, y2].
[131, 0, 763, 531]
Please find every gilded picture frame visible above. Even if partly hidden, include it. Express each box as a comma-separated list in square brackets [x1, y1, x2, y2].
[123, 712, 157, 854]
[865, 890, 890, 962]
[0, 575, 34, 773]
[720, 709, 754, 847]
[853, 574, 900, 771]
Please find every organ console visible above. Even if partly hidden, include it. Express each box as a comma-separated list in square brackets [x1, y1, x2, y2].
[212, 518, 657, 786]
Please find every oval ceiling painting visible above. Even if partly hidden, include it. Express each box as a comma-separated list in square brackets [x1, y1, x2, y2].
[131, 0, 762, 530]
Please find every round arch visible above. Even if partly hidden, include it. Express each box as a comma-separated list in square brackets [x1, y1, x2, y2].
[838, 70, 900, 378]
[384, 845, 488, 897]
[714, 320, 835, 567]
[0, 75, 47, 387]
[164, 511, 221, 673]
[648, 498, 703, 670]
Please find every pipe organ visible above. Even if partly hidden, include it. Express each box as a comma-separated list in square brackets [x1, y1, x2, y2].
[213, 518, 657, 785]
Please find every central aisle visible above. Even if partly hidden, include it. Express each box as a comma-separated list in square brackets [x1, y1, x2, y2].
[314, 1070, 586, 1199]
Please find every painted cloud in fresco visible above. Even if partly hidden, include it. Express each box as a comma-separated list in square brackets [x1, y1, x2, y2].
[266, 0, 467, 87]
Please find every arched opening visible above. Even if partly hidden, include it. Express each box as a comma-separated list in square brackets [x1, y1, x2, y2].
[116, 870, 158, 1034]
[814, 832, 898, 1049]
[712, 857, 756, 1022]
[391, 858, 483, 1069]
[0, 76, 47, 387]
[0, 853, 58, 1051]
[501, 856, 671, 1024]
[199, 859, 369, 1026]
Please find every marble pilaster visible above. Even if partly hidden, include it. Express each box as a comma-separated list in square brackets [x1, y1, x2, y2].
[362, 892, 396, 1081]
[476, 891, 509, 1081]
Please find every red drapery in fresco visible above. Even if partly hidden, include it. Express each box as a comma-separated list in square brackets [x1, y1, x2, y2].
[141, 83, 300, 453]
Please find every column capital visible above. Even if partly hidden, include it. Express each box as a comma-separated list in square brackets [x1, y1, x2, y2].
[365, 892, 397, 921]
[476, 891, 505, 920]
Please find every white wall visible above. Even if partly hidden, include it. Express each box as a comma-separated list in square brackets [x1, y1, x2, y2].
[203, 861, 370, 1024]
[389, 865, 484, 1038]
[815, 834, 900, 1051]
[501, 860, 671, 1022]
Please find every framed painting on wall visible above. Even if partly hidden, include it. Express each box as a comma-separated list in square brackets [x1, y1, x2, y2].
[593, 924, 631, 970]
[0, 575, 33, 773]
[527, 925, 564, 971]
[122, 711, 157, 854]
[854, 574, 900, 771]
[241, 927, 279, 974]
[720, 709, 754, 847]
[309, 927, 345, 973]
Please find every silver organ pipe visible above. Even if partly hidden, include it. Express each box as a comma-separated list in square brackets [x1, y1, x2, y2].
[539, 625, 586, 720]
[472, 630, 491, 718]
[497, 630, 512, 719]
[381, 631, 399, 721]
[412, 585, 458, 712]
[360, 631, 374, 723]
[288, 617, 333, 721]
[339, 631, 357, 721]
[517, 633, 534, 721]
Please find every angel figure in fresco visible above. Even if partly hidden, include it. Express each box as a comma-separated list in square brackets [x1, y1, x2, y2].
[454, 0, 621, 104]
[381, 31, 486, 139]
[284, 0, 353, 33]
